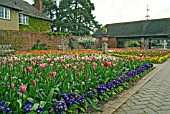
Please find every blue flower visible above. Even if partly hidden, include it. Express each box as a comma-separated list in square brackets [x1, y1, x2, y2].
[106, 82, 115, 89]
[36, 108, 45, 113]
[0, 100, 4, 106]
[76, 94, 86, 104]
[0, 100, 5, 111]
[25, 102, 34, 108]
[22, 107, 31, 113]
[53, 101, 67, 113]
[86, 91, 94, 99]
[118, 75, 126, 83]
[5, 106, 13, 114]
[22, 102, 34, 113]
[51, 99, 58, 103]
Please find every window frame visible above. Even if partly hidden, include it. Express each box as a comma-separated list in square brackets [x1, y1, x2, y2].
[19, 14, 29, 25]
[0, 6, 10, 20]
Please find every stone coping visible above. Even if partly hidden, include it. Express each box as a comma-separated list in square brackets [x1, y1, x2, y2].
[97, 59, 170, 114]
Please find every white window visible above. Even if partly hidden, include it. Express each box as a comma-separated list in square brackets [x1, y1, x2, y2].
[0, 6, 10, 20]
[19, 14, 29, 25]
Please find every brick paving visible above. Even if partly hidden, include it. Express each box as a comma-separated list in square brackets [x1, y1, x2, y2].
[114, 59, 170, 114]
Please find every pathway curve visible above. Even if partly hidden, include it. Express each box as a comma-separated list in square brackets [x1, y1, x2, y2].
[114, 60, 170, 114]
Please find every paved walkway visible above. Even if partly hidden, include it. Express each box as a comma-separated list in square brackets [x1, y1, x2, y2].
[114, 60, 170, 114]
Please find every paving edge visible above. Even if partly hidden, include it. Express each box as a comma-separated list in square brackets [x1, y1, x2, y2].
[99, 59, 170, 114]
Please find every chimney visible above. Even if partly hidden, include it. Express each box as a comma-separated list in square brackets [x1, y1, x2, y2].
[34, 0, 42, 13]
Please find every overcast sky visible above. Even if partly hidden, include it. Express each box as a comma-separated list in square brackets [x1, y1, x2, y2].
[25, 0, 170, 25]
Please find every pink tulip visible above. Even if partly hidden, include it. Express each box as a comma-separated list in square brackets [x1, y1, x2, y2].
[139, 53, 142, 57]
[78, 72, 81, 77]
[73, 66, 77, 71]
[10, 83, 14, 89]
[27, 67, 32, 72]
[40, 63, 46, 68]
[80, 62, 85, 66]
[8, 59, 11, 63]
[82, 66, 85, 71]
[52, 72, 56, 78]
[50, 64, 54, 66]
[32, 62, 36, 66]
[1, 60, 6, 66]
[32, 80, 36, 86]
[92, 62, 97, 67]
[47, 58, 52, 62]
[20, 85, 27, 93]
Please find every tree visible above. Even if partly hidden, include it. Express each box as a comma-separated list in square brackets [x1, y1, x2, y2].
[57, 0, 101, 36]
[42, 0, 101, 35]
[42, 0, 57, 31]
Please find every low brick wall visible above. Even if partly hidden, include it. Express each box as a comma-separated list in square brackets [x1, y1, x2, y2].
[0, 30, 76, 51]
[96, 37, 117, 48]
[0, 30, 117, 51]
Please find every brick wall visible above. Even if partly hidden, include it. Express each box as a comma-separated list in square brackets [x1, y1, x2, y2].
[0, 30, 73, 51]
[96, 37, 117, 48]
[0, 30, 117, 51]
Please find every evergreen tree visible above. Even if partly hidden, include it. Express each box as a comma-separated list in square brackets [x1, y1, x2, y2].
[42, 0, 57, 31]
[42, 0, 101, 35]
[58, 0, 101, 36]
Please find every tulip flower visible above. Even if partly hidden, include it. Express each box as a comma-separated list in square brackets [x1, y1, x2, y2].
[52, 72, 56, 78]
[40, 63, 46, 68]
[78, 72, 81, 77]
[104, 61, 111, 67]
[27, 67, 32, 72]
[1, 60, 6, 66]
[20, 85, 27, 93]
[23, 69, 26, 74]
[32, 80, 36, 86]
[139, 53, 142, 57]
[73, 66, 77, 71]
[10, 83, 14, 89]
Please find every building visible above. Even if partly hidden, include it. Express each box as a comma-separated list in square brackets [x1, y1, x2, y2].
[93, 18, 170, 49]
[0, 0, 51, 32]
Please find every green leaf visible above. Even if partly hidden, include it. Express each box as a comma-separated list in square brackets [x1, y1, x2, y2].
[43, 111, 49, 114]
[4, 102, 10, 106]
[46, 88, 54, 103]
[40, 101, 46, 108]
[86, 98, 101, 111]
[17, 99, 22, 109]
[68, 104, 78, 110]
[36, 92, 44, 100]
[27, 97, 34, 103]
[32, 103, 39, 111]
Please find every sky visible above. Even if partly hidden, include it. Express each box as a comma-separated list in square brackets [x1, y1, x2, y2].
[25, 0, 170, 25]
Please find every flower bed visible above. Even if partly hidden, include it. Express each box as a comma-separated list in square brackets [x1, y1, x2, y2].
[0, 53, 153, 113]
[109, 48, 170, 64]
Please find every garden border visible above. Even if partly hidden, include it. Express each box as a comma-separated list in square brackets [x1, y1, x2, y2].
[97, 58, 170, 114]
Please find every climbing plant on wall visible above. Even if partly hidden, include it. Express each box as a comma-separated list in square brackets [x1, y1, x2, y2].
[19, 17, 51, 32]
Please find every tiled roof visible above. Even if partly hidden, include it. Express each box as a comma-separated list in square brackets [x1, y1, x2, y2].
[0, 0, 50, 20]
[93, 18, 170, 38]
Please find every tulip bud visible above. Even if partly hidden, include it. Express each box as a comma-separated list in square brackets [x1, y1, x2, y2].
[139, 53, 142, 57]
[78, 72, 81, 77]
[20, 85, 27, 93]
[27, 67, 32, 72]
[73, 66, 77, 71]
[32, 80, 36, 86]
[52, 72, 56, 78]
[10, 83, 14, 89]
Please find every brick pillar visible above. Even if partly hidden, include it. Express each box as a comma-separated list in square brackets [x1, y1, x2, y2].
[34, 0, 42, 13]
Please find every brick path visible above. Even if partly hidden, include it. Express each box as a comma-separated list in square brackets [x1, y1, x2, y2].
[114, 60, 170, 114]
